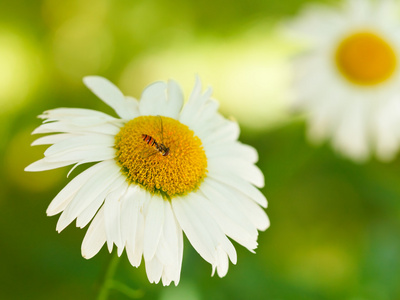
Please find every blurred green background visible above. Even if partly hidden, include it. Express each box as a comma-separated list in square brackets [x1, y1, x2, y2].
[2, 0, 400, 299]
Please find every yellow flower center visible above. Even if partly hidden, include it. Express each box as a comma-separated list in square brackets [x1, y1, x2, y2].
[335, 31, 397, 86]
[115, 115, 207, 198]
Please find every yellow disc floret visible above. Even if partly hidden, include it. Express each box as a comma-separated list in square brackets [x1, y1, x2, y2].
[335, 31, 397, 86]
[115, 115, 207, 198]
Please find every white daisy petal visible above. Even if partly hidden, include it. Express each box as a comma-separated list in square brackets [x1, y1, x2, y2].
[32, 121, 121, 136]
[165, 80, 184, 119]
[81, 206, 106, 259]
[161, 275, 172, 287]
[209, 170, 267, 208]
[332, 99, 369, 161]
[189, 75, 203, 103]
[191, 194, 237, 265]
[139, 81, 167, 116]
[46, 161, 111, 216]
[206, 142, 258, 163]
[208, 178, 269, 231]
[167, 208, 184, 286]
[44, 134, 115, 157]
[31, 133, 76, 146]
[179, 77, 214, 128]
[127, 207, 145, 267]
[172, 196, 216, 264]
[40, 108, 116, 121]
[25, 158, 78, 172]
[202, 120, 240, 145]
[145, 256, 163, 284]
[76, 192, 106, 229]
[27, 75, 268, 286]
[208, 157, 264, 188]
[151, 200, 183, 286]
[215, 246, 229, 278]
[237, 196, 270, 232]
[173, 193, 237, 272]
[56, 162, 122, 232]
[139, 80, 184, 119]
[162, 201, 182, 266]
[83, 76, 138, 120]
[44, 147, 116, 165]
[143, 195, 165, 262]
[42, 116, 117, 128]
[119, 184, 140, 249]
[199, 180, 259, 251]
[104, 186, 127, 254]
[374, 98, 400, 160]
[123, 96, 141, 119]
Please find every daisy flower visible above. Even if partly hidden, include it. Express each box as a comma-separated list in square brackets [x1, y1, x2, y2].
[288, 0, 400, 161]
[25, 76, 269, 286]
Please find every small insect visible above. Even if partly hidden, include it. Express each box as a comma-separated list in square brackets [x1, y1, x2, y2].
[141, 116, 170, 157]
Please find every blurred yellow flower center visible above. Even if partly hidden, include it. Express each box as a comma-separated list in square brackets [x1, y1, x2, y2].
[335, 32, 397, 86]
[115, 115, 207, 198]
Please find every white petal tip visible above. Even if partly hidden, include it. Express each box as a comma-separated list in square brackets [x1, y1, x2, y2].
[173, 281, 180, 287]
[261, 217, 271, 231]
[194, 74, 202, 84]
[83, 75, 102, 84]
[261, 199, 268, 209]
[81, 250, 95, 260]
[56, 220, 70, 233]
[83, 76, 112, 91]
[24, 163, 41, 172]
[46, 210, 57, 217]
[256, 183, 265, 189]
[31, 128, 42, 135]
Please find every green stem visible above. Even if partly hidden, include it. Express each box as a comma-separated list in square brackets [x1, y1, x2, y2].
[97, 252, 120, 300]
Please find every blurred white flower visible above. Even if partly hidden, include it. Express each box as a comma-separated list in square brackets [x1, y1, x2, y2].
[288, 0, 400, 161]
[25, 76, 269, 286]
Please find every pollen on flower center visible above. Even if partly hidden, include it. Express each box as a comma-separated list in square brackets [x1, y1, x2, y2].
[335, 31, 397, 86]
[115, 115, 207, 198]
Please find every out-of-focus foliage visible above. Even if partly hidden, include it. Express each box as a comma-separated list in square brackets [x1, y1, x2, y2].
[1, 0, 400, 299]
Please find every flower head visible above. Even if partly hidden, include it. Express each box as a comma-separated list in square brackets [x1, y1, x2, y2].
[288, 0, 400, 161]
[25, 76, 269, 285]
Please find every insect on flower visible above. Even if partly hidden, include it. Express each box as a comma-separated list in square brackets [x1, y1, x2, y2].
[142, 116, 170, 157]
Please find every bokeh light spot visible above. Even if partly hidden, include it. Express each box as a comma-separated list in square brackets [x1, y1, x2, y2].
[0, 29, 42, 113]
